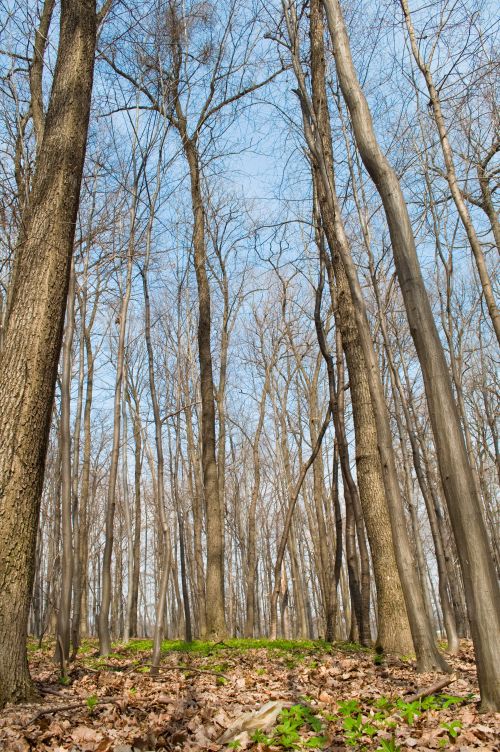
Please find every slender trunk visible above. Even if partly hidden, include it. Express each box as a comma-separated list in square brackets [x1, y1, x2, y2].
[322, 0, 500, 705]
[55, 263, 76, 670]
[330, 442, 342, 642]
[184, 137, 225, 639]
[269, 405, 332, 639]
[121, 387, 133, 643]
[72, 307, 95, 647]
[70, 259, 91, 659]
[126, 389, 142, 638]
[345, 487, 362, 643]
[185, 396, 206, 636]
[399, 0, 500, 345]
[307, 365, 338, 642]
[98, 231, 134, 655]
[245, 374, 270, 637]
[141, 207, 173, 670]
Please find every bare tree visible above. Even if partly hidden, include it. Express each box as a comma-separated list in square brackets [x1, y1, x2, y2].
[0, 0, 98, 706]
[321, 0, 500, 708]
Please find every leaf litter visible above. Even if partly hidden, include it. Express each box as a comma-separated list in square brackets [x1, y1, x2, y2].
[0, 640, 498, 751]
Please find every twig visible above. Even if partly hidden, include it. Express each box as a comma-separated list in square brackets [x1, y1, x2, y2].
[38, 686, 65, 696]
[25, 695, 121, 727]
[405, 673, 457, 702]
[143, 664, 230, 681]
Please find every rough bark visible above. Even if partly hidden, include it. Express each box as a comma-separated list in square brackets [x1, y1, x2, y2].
[0, 0, 97, 707]
[308, 0, 412, 654]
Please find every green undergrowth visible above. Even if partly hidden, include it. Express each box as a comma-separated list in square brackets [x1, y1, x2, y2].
[28, 636, 374, 659]
[114, 637, 332, 658]
[230, 692, 470, 751]
[248, 703, 328, 750]
[27, 637, 376, 672]
[27, 636, 377, 679]
[321, 692, 471, 751]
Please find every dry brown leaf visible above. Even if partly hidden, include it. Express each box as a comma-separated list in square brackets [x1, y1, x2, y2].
[217, 700, 286, 744]
[71, 724, 103, 743]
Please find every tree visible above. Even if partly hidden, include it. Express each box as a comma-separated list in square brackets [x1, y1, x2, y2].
[281, 0, 447, 670]
[398, 0, 500, 346]
[0, 0, 98, 706]
[321, 0, 500, 709]
[307, 0, 413, 654]
[102, 0, 281, 639]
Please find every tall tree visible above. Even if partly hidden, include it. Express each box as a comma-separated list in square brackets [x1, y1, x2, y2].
[282, 0, 446, 670]
[398, 0, 500, 346]
[321, 0, 500, 709]
[0, 0, 98, 706]
[307, 0, 412, 654]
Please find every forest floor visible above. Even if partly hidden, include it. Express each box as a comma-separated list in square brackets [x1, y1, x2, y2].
[0, 638, 498, 752]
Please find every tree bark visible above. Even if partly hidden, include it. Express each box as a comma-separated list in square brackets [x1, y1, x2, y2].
[184, 137, 226, 639]
[0, 0, 97, 707]
[55, 262, 76, 670]
[322, 0, 500, 708]
[308, 0, 412, 654]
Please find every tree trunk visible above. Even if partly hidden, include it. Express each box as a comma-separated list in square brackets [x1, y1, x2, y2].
[71, 294, 97, 650]
[55, 262, 76, 670]
[142, 242, 174, 669]
[285, 0, 446, 670]
[98, 221, 134, 655]
[322, 0, 500, 707]
[126, 388, 142, 638]
[245, 372, 270, 637]
[184, 137, 226, 639]
[308, 0, 412, 655]
[0, 0, 97, 707]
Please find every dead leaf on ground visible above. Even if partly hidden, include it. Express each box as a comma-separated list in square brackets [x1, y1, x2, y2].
[217, 700, 287, 744]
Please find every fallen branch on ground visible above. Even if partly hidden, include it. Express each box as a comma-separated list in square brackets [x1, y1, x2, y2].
[24, 696, 122, 727]
[145, 664, 230, 680]
[405, 674, 457, 702]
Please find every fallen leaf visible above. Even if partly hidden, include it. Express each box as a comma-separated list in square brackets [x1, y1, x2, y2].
[217, 700, 286, 744]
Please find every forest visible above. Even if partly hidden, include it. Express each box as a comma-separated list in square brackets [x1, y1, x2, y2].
[0, 0, 498, 749]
